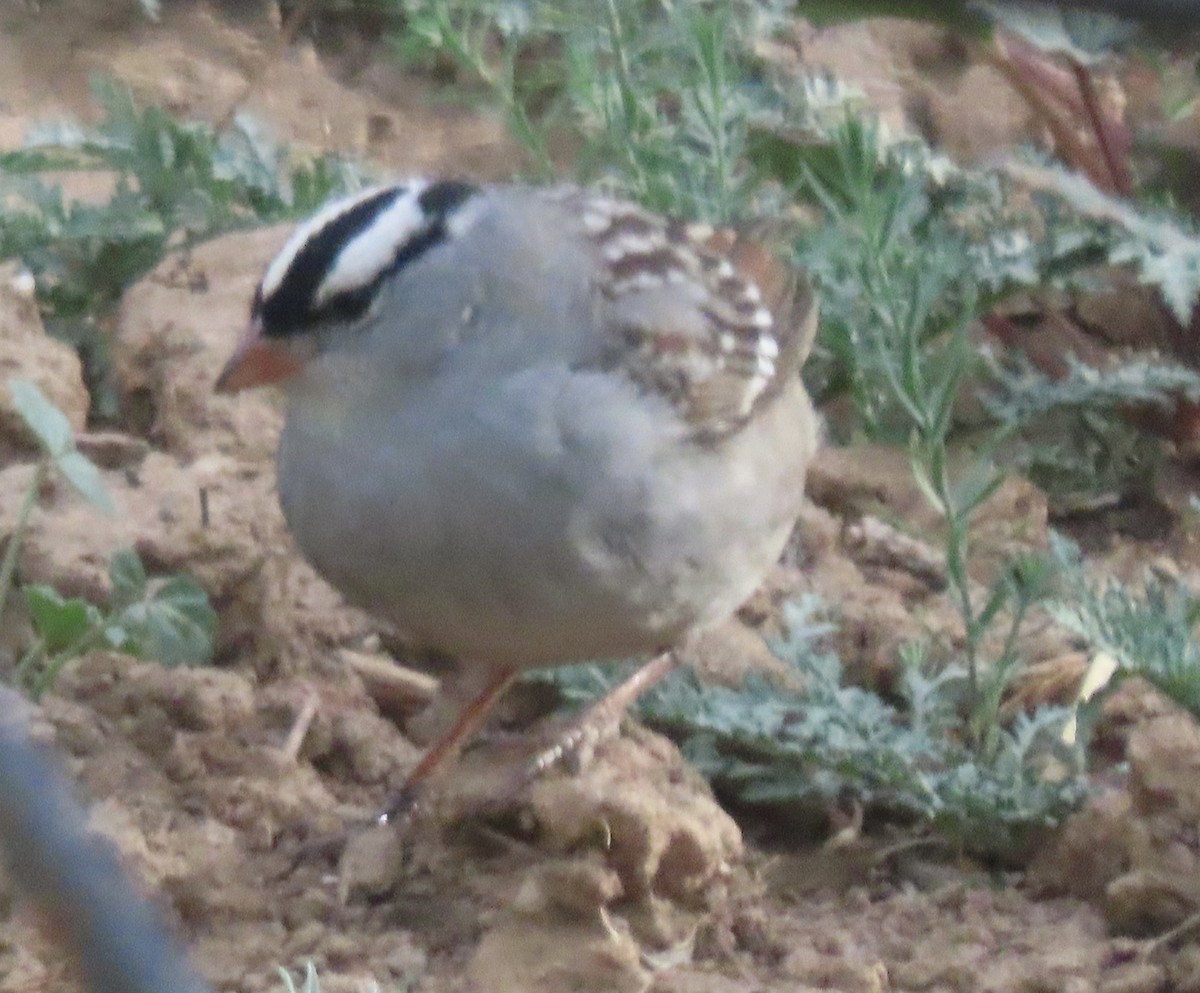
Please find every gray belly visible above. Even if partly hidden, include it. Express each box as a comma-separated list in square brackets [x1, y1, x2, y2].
[277, 365, 813, 667]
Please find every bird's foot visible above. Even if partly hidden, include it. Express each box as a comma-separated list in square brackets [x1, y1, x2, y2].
[500, 650, 682, 800]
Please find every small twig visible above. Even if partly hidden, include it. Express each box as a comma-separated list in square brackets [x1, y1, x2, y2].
[825, 799, 865, 848]
[873, 834, 951, 864]
[983, 33, 1113, 191]
[342, 649, 439, 718]
[278, 690, 319, 757]
[1070, 60, 1132, 196]
[843, 515, 947, 590]
[465, 823, 542, 857]
[1141, 906, 1200, 960]
[280, 689, 320, 763]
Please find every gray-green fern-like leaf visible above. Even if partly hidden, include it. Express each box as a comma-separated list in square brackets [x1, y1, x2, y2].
[1049, 533, 1200, 718]
[1008, 161, 1200, 324]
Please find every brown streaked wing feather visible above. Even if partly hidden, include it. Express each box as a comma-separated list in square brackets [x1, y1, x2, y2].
[563, 189, 816, 440]
[708, 229, 818, 387]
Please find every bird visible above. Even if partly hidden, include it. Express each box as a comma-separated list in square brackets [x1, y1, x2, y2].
[216, 179, 819, 816]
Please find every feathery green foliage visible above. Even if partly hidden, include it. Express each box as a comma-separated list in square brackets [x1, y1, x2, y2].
[1050, 533, 1200, 720]
[544, 600, 1086, 857]
[0, 77, 368, 415]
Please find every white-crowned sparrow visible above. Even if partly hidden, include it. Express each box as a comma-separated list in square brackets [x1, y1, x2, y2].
[216, 179, 818, 805]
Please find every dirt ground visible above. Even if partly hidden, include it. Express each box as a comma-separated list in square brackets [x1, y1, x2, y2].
[5, 4, 1200, 992]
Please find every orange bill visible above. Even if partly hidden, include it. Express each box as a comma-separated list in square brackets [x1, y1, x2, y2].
[215, 320, 306, 393]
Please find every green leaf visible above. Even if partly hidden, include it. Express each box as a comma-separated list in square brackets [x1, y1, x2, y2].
[24, 585, 98, 653]
[21, 118, 91, 155]
[1008, 162, 1200, 325]
[6, 378, 74, 456]
[975, 580, 1013, 635]
[108, 548, 147, 609]
[980, 3, 1135, 64]
[103, 622, 135, 651]
[908, 452, 945, 516]
[951, 462, 1005, 517]
[54, 450, 114, 515]
[117, 575, 215, 667]
[1049, 537, 1200, 721]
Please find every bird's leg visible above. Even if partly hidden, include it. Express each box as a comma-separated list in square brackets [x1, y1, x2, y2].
[386, 650, 679, 824]
[383, 666, 518, 825]
[514, 649, 681, 791]
[278, 667, 519, 874]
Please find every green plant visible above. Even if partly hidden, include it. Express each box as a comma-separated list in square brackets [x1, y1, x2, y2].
[2, 379, 215, 699]
[1006, 161, 1200, 324]
[394, 0, 782, 220]
[981, 349, 1200, 501]
[16, 547, 216, 700]
[395, 0, 558, 178]
[0, 77, 368, 416]
[757, 56, 1200, 506]
[781, 113, 1062, 752]
[545, 599, 1086, 858]
[0, 379, 113, 624]
[1049, 532, 1200, 721]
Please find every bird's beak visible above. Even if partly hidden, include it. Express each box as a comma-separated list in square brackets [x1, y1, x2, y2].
[215, 318, 306, 394]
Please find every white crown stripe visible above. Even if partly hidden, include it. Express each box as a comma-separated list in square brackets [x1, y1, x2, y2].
[253, 180, 797, 439]
[757, 335, 780, 360]
[259, 183, 402, 300]
[314, 189, 431, 306]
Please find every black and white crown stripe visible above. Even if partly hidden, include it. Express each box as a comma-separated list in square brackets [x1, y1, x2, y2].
[252, 180, 786, 426]
[254, 179, 478, 336]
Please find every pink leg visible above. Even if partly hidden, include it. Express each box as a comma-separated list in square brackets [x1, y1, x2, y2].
[384, 666, 518, 824]
[509, 650, 681, 794]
